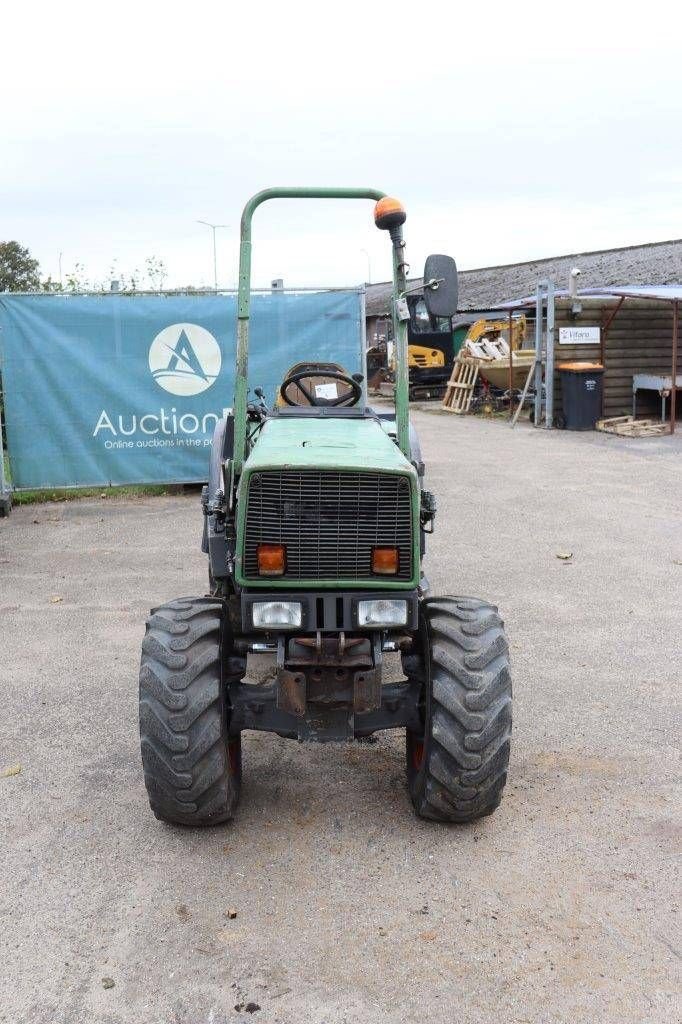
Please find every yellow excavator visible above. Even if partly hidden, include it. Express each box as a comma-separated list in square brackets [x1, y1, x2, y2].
[367, 299, 454, 399]
[404, 311, 528, 397]
[408, 344, 445, 369]
[403, 294, 454, 398]
[368, 308, 527, 401]
[460, 314, 531, 392]
[464, 315, 526, 349]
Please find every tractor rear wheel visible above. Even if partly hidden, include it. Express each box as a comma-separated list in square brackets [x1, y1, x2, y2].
[139, 597, 241, 826]
[406, 596, 512, 823]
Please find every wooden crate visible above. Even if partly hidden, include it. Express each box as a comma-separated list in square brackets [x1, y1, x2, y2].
[442, 358, 480, 414]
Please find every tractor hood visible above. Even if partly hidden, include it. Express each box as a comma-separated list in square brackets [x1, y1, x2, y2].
[234, 414, 420, 590]
[241, 415, 415, 476]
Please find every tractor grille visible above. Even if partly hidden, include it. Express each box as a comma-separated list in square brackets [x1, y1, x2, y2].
[243, 470, 413, 581]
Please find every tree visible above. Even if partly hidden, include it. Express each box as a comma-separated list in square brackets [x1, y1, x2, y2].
[145, 256, 168, 291]
[0, 241, 40, 291]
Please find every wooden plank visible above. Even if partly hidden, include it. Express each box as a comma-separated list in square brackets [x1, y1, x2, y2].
[596, 416, 669, 437]
[597, 416, 631, 427]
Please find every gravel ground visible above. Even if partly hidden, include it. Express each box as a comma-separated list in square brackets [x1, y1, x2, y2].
[1, 410, 680, 1024]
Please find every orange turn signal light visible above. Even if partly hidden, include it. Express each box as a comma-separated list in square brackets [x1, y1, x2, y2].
[374, 196, 407, 231]
[372, 546, 399, 575]
[257, 543, 286, 576]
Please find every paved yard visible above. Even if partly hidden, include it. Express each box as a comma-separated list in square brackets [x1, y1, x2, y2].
[1, 411, 680, 1024]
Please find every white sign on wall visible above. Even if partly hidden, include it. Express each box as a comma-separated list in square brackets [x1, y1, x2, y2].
[559, 326, 601, 345]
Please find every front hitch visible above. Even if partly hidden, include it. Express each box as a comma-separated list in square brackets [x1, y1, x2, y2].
[276, 632, 383, 727]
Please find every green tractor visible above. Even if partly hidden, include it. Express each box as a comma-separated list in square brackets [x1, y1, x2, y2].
[139, 188, 512, 826]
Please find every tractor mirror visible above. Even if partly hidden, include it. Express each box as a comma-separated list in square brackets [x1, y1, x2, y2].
[423, 255, 458, 317]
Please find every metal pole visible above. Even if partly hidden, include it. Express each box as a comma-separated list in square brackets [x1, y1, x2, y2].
[0, 407, 7, 493]
[390, 226, 410, 458]
[0, 402, 11, 515]
[212, 226, 218, 292]
[232, 187, 387, 476]
[360, 286, 368, 406]
[533, 284, 544, 427]
[671, 301, 678, 435]
[507, 309, 513, 419]
[197, 220, 227, 294]
[545, 280, 555, 429]
[600, 295, 624, 418]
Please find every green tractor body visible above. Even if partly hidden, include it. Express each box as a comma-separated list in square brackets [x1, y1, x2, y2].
[139, 188, 512, 827]
[234, 415, 420, 591]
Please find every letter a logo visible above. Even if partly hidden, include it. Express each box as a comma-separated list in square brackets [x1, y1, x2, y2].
[149, 323, 222, 396]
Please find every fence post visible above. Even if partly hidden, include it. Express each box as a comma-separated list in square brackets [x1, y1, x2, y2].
[533, 284, 545, 427]
[0, 402, 12, 517]
[544, 279, 555, 429]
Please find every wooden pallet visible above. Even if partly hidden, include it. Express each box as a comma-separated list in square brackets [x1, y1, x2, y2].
[442, 358, 479, 414]
[596, 415, 670, 438]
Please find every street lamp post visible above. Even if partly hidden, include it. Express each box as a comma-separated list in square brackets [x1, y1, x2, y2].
[197, 220, 228, 292]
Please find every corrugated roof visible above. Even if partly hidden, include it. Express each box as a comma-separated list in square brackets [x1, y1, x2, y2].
[364, 239, 682, 315]
[597, 285, 682, 302]
[497, 284, 682, 309]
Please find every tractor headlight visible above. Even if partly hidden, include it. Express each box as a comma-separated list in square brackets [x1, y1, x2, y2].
[357, 599, 408, 628]
[252, 601, 302, 629]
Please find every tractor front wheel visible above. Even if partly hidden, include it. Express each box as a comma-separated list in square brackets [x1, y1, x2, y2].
[139, 597, 241, 826]
[406, 596, 512, 823]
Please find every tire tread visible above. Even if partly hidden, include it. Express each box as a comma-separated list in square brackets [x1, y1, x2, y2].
[407, 596, 512, 823]
[139, 597, 240, 826]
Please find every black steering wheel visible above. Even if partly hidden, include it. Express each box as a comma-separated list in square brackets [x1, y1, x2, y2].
[280, 370, 363, 408]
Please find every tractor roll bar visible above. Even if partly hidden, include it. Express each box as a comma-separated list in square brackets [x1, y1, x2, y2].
[232, 187, 411, 475]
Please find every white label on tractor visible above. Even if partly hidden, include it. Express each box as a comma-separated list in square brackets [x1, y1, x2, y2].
[559, 326, 600, 345]
[315, 382, 338, 399]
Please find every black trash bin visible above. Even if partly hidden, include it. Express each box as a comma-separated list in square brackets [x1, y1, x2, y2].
[557, 361, 604, 430]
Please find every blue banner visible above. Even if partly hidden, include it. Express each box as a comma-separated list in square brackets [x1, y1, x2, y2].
[0, 291, 363, 488]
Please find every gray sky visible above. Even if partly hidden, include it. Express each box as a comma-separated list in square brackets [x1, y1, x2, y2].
[4, 1, 681, 290]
